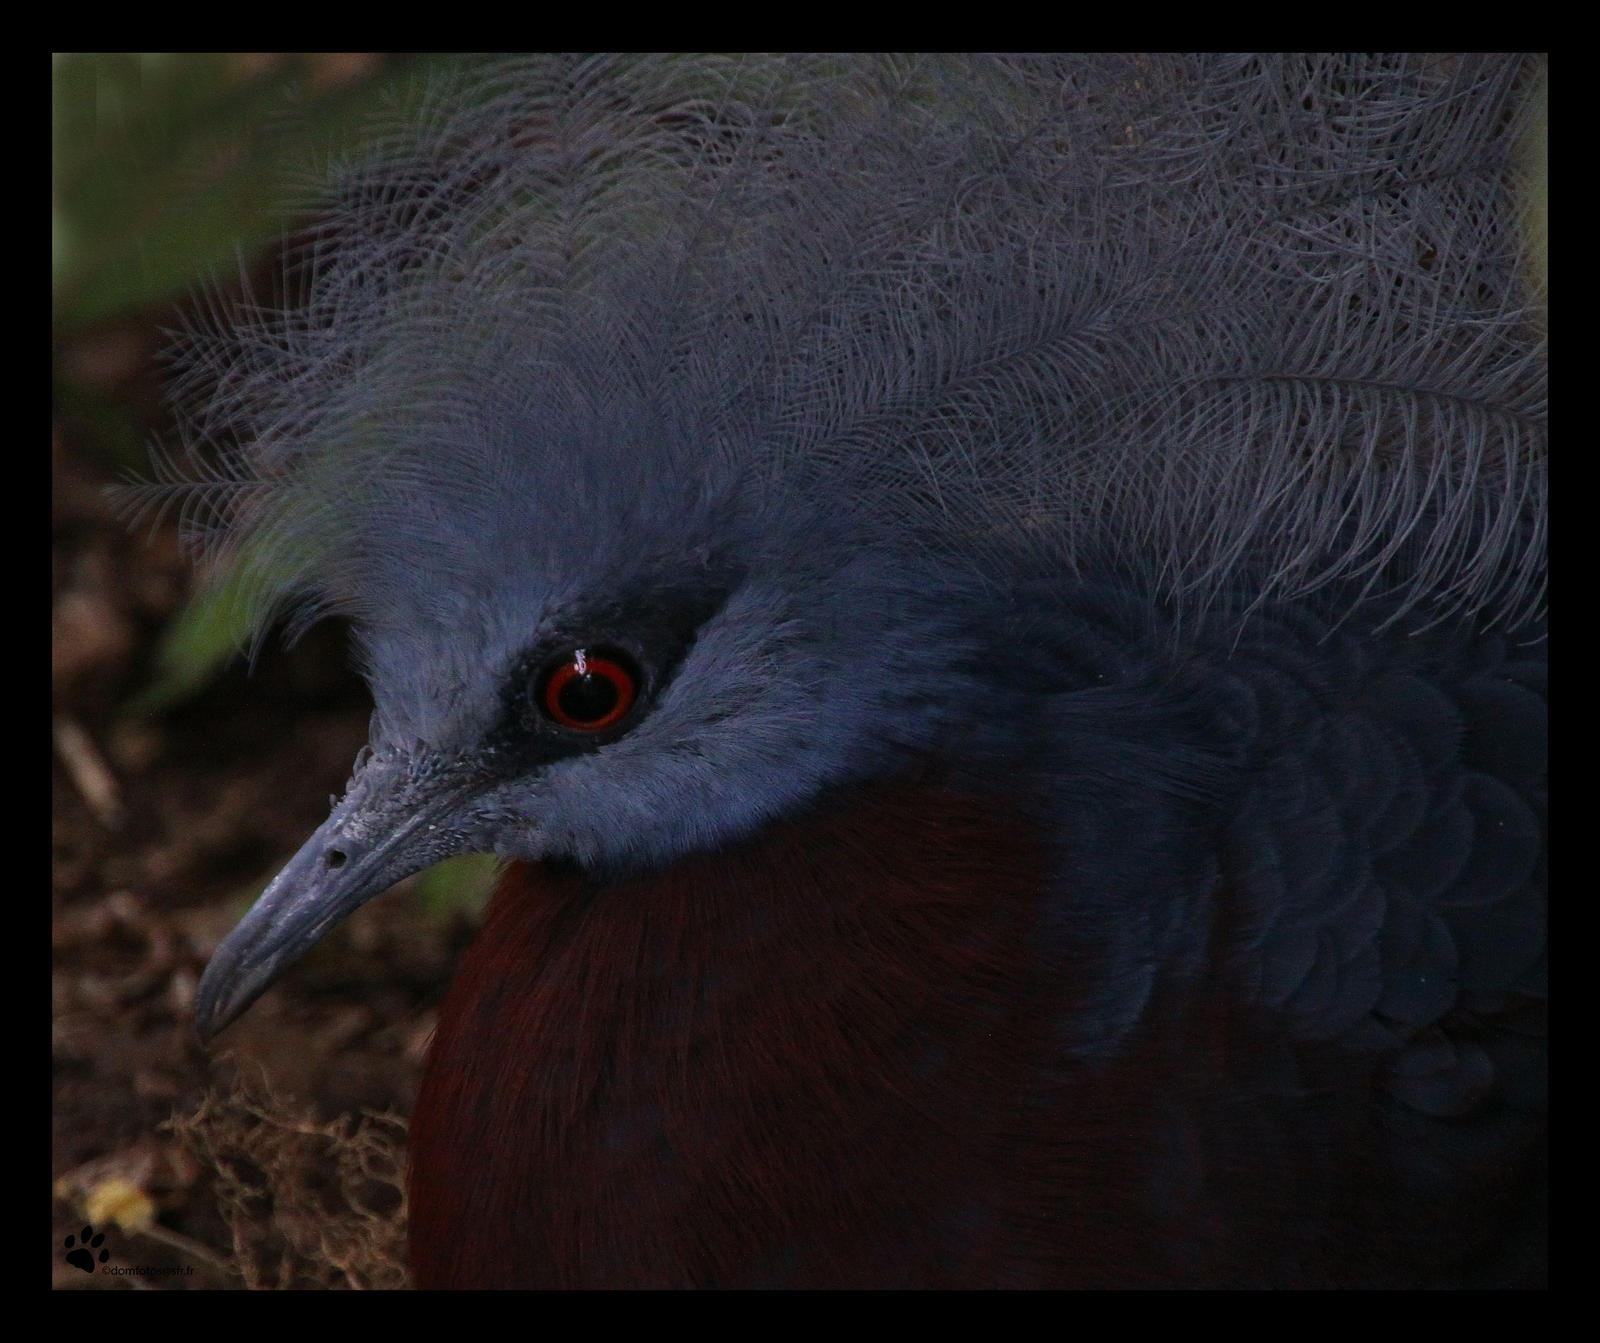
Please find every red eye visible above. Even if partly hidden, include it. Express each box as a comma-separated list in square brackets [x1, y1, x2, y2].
[537, 648, 638, 732]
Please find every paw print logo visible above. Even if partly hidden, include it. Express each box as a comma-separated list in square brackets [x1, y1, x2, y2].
[64, 1224, 110, 1273]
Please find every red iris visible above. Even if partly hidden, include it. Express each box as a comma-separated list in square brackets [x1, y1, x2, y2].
[538, 649, 638, 731]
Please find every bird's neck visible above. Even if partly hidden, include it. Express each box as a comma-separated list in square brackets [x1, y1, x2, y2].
[407, 773, 1063, 1287]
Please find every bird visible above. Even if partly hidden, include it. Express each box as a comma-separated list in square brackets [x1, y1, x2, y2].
[146, 55, 1546, 1287]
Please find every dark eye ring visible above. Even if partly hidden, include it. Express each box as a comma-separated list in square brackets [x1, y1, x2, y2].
[536, 648, 639, 732]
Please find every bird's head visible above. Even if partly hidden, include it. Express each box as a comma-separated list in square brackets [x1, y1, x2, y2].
[152, 55, 1543, 1038]
[181, 263, 1049, 1035]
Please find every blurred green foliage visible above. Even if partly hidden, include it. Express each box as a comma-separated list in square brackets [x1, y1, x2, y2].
[52, 54, 448, 328]
[55, 56, 425, 708]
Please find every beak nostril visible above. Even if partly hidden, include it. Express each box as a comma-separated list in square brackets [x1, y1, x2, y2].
[325, 849, 348, 871]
